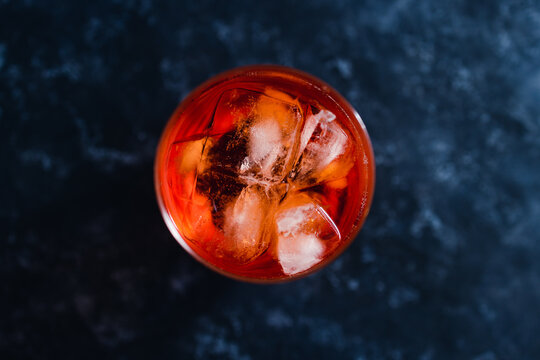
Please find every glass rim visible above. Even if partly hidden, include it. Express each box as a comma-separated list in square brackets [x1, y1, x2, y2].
[154, 64, 376, 283]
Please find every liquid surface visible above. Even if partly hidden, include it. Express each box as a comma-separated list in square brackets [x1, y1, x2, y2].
[156, 68, 373, 280]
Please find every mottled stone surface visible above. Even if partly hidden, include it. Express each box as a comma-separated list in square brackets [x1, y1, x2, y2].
[2, 0, 540, 359]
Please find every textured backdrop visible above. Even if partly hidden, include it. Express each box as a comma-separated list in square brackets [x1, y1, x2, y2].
[2, 0, 540, 359]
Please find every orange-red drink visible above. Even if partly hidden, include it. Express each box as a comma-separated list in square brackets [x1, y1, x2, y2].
[155, 65, 375, 282]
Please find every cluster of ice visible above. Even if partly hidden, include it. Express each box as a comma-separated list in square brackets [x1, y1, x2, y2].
[184, 89, 350, 272]
[222, 185, 269, 263]
[237, 93, 301, 186]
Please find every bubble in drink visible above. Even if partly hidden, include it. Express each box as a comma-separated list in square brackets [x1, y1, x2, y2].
[155, 66, 375, 282]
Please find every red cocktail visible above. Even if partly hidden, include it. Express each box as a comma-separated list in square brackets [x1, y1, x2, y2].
[155, 65, 375, 282]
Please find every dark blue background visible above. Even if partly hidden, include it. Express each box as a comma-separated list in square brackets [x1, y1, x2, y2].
[2, 1, 540, 359]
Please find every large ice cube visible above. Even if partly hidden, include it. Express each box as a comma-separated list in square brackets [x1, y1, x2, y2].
[293, 108, 354, 187]
[173, 137, 215, 176]
[248, 118, 284, 178]
[238, 90, 303, 184]
[205, 88, 303, 185]
[182, 187, 216, 243]
[167, 136, 210, 208]
[222, 185, 271, 263]
[274, 193, 341, 275]
[179, 135, 248, 243]
[171, 88, 355, 269]
[164, 136, 220, 244]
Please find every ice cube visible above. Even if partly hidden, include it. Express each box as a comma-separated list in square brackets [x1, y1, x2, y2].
[274, 193, 341, 275]
[167, 136, 210, 204]
[174, 137, 215, 175]
[239, 91, 303, 183]
[296, 109, 336, 158]
[293, 108, 354, 187]
[248, 118, 284, 178]
[276, 233, 324, 276]
[171, 89, 356, 268]
[222, 185, 271, 263]
[181, 188, 216, 243]
[165, 137, 222, 244]
[203, 88, 303, 185]
[178, 138, 205, 173]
